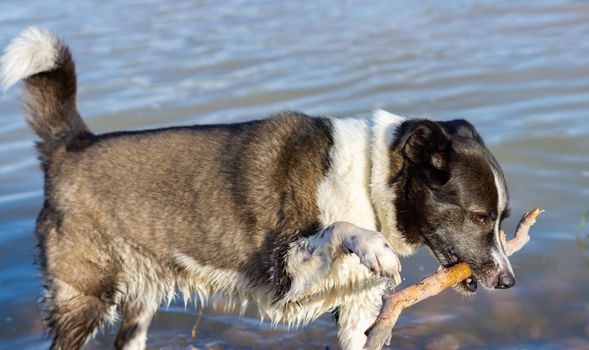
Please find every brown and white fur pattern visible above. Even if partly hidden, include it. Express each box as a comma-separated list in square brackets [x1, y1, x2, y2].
[2, 27, 515, 350]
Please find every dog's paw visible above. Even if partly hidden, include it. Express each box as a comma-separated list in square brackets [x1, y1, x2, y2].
[342, 229, 401, 279]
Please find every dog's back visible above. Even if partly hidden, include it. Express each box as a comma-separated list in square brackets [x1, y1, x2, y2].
[3, 27, 358, 350]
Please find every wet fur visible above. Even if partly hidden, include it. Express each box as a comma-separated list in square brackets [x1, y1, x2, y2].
[2, 27, 514, 350]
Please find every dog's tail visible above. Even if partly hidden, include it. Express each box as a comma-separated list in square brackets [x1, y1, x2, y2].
[1, 27, 90, 161]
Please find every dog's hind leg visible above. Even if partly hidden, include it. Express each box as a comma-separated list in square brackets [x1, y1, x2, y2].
[113, 250, 172, 350]
[37, 217, 121, 349]
[114, 302, 157, 350]
[46, 278, 115, 350]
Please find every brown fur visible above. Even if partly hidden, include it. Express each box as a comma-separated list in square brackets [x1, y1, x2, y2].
[11, 35, 337, 348]
[36, 112, 334, 349]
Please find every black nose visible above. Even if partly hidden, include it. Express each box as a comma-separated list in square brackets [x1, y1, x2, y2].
[495, 273, 516, 289]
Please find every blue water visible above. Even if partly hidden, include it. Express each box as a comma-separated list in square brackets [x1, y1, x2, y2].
[0, 0, 588, 349]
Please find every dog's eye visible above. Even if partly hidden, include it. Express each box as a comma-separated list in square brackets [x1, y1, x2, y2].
[470, 213, 488, 225]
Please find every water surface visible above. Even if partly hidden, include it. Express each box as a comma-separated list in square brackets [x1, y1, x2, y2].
[1, 0, 588, 349]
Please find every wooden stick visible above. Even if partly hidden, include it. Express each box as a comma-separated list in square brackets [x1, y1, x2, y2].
[363, 208, 544, 350]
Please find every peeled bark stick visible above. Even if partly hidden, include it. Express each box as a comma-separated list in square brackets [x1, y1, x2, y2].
[363, 208, 544, 350]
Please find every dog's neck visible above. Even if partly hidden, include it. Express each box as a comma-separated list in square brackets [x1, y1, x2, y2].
[368, 110, 420, 256]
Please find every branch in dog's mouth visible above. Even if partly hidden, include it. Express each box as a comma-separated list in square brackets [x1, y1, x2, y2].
[364, 208, 544, 350]
[439, 250, 478, 293]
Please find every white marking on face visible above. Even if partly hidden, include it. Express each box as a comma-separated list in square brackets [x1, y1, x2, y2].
[491, 167, 514, 276]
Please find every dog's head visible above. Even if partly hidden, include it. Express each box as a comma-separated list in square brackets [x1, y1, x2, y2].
[395, 119, 514, 294]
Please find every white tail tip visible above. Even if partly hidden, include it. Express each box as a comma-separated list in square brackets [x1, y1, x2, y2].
[1, 26, 61, 91]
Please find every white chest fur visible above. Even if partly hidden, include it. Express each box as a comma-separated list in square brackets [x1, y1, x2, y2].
[317, 116, 377, 230]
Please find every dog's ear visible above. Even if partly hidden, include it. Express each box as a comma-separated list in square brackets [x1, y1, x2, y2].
[438, 119, 484, 145]
[396, 120, 450, 184]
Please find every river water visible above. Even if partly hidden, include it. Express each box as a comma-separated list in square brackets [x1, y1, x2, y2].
[0, 0, 588, 349]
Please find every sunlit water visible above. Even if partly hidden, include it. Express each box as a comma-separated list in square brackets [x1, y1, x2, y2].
[1, 0, 588, 349]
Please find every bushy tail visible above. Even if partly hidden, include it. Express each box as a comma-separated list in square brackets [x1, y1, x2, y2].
[1, 27, 90, 159]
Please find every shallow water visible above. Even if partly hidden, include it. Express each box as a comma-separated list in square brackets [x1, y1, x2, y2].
[1, 0, 588, 349]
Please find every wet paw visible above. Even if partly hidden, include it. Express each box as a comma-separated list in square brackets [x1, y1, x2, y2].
[342, 229, 401, 279]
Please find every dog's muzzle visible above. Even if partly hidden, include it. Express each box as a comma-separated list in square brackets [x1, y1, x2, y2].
[495, 272, 516, 289]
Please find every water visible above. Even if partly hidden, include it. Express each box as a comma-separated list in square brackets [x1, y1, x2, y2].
[1, 0, 588, 349]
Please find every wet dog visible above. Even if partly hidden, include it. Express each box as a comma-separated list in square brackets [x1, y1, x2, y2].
[1, 27, 515, 350]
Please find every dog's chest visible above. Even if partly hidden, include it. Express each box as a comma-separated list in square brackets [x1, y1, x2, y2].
[316, 118, 377, 230]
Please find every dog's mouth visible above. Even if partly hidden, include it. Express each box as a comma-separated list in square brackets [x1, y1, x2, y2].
[437, 249, 478, 294]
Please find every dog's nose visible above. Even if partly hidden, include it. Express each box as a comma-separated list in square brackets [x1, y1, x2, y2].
[495, 273, 516, 289]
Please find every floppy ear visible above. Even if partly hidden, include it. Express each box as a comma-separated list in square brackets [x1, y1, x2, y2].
[438, 119, 484, 145]
[395, 120, 450, 184]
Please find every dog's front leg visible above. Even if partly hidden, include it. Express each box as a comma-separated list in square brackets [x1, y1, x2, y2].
[285, 221, 400, 300]
[285, 222, 400, 349]
[337, 283, 386, 350]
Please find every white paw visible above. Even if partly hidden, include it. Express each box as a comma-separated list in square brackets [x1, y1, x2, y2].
[342, 228, 401, 279]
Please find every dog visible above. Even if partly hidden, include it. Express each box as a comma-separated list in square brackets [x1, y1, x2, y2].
[1, 27, 515, 350]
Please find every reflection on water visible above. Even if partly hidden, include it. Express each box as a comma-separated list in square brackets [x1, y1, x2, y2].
[577, 211, 589, 268]
[1, 0, 588, 349]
